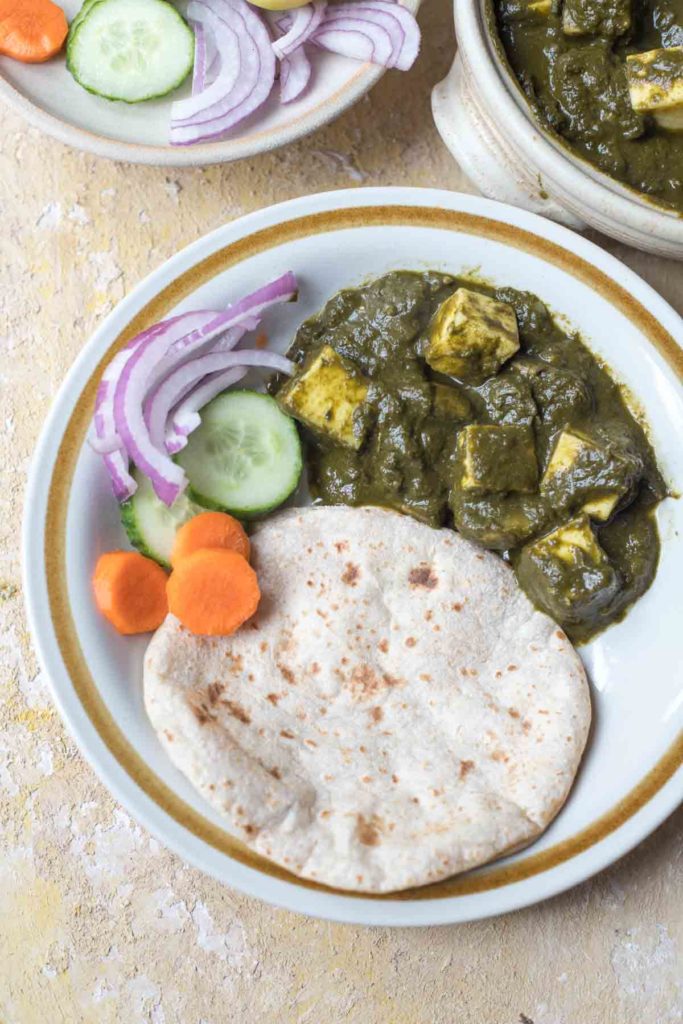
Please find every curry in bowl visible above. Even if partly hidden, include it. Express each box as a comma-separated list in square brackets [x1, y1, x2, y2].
[275, 270, 666, 643]
[491, 0, 683, 213]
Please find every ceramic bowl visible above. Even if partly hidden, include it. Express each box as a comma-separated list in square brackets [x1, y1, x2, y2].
[0, 0, 420, 166]
[432, 0, 683, 259]
[23, 187, 683, 925]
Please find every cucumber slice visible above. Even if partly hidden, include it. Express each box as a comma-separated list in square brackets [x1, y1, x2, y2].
[69, 0, 100, 38]
[176, 391, 303, 519]
[121, 469, 205, 568]
[67, 0, 194, 104]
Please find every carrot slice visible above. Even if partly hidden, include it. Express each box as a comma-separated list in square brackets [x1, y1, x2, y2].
[0, 0, 68, 63]
[167, 548, 260, 636]
[93, 551, 168, 635]
[171, 511, 250, 567]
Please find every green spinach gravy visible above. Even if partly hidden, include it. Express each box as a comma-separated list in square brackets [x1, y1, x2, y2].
[276, 271, 665, 644]
[492, 0, 683, 212]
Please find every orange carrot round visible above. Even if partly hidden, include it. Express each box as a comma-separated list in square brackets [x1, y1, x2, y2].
[171, 511, 250, 567]
[93, 551, 168, 635]
[0, 0, 68, 64]
[167, 548, 260, 637]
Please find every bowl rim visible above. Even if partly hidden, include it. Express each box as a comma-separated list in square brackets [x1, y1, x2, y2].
[454, 0, 683, 242]
[0, 0, 420, 167]
[22, 186, 683, 926]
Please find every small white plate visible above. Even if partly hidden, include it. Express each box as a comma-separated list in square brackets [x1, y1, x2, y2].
[23, 188, 683, 926]
[0, 0, 420, 166]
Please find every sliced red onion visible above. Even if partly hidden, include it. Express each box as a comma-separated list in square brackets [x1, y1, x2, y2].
[146, 345, 294, 453]
[93, 380, 138, 501]
[102, 274, 298, 505]
[166, 367, 247, 453]
[312, 20, 393, 65]
[93, 312, 220, 459]
[312, 1, 419, 70]
[273, 0, 327, 59]
[170, 0, 276, 146]
[280, 46, 312, 103]
[173, 2, 240, 121]
[144, 326, 247, 449]
[191, 20, 207, 94]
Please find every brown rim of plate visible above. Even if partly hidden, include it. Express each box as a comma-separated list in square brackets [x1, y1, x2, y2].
[44, 204, 683, 900]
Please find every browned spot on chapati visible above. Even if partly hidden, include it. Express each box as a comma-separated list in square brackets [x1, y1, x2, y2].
[242, 824, 257, 836]
[507, 664, 518, 672]
[508, 708, 520, 719]
[356, 815, 381, 847]
[349, 664, 380, 697]
[259, 641, 268, 653]
[305, 739, 318, 748]
[522, 720, 532, 734]
[207, 682, 224, 705]
[405, 636, 416, 648]
[277, 663, 296, 685]
[191, 702, 214, 725]
[334, 540, 349, 553]
[266, 693, 280, 705]
[424, 609, 433, 622]
[408, 563, 438, 589]
[280, 729, 295, 739]
[311, 662, 321, 674]
[378, 638, 389, 654]
[222, 700, 250, 724]
[163, 729, 174, 742]
[369, 706, 383, 724]
[492, 749, 509, 763]
[459, 759, 475, 779]
[341, 562, 360, 586]
[268, 766, 282, 780]
[451, 602, 463, 612]
[392, 773, 399, 783]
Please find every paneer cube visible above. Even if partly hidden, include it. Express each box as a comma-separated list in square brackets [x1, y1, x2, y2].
[431, 382, 472, 422]
[517, 515, 620, 627]
[582, 494, 621, 522]
[540, 429, 634, 519]
[277, 345, 370, 450]
[455, 424, 538, 495]
[626, 47, 683, 130]
[426, 288, 519, 385]
[562, 0, 631, 37]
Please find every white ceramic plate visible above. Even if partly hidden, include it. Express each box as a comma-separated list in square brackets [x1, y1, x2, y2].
[0, 0, 419, 166]
[23, 188, 683, 926]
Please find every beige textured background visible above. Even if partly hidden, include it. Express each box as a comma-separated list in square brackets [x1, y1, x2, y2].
[1, 3, 682, 1021]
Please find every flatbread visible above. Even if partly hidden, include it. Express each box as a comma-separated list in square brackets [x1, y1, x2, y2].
[144, 506, 591, 893]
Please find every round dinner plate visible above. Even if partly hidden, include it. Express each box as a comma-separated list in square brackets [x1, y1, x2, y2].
[0, 0, 420, 166]
[23, 187, 683, 926]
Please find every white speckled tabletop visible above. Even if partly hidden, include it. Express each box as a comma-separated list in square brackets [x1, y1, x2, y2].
[1, 3, 682, 1021]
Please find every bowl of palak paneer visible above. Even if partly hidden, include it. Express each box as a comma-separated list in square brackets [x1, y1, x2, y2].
[493, 0, 683, 212]
[432, 0, 683, 258]
[275, 271, 667, 643]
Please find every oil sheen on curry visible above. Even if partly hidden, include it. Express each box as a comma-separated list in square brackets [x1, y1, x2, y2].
[491, 0, 683, 212]
[274, 271, 666, 643]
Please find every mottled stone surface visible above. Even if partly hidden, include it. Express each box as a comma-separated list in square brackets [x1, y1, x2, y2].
[1, 2, 681, 1021]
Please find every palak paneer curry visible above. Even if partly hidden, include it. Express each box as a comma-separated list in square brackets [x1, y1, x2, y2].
[275, 271, 665, 643]
[492, 0, 683, 213]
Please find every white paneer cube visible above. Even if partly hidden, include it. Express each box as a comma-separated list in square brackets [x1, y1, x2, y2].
[427, 288, 519, 385]
[627, 47, 683, 131]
